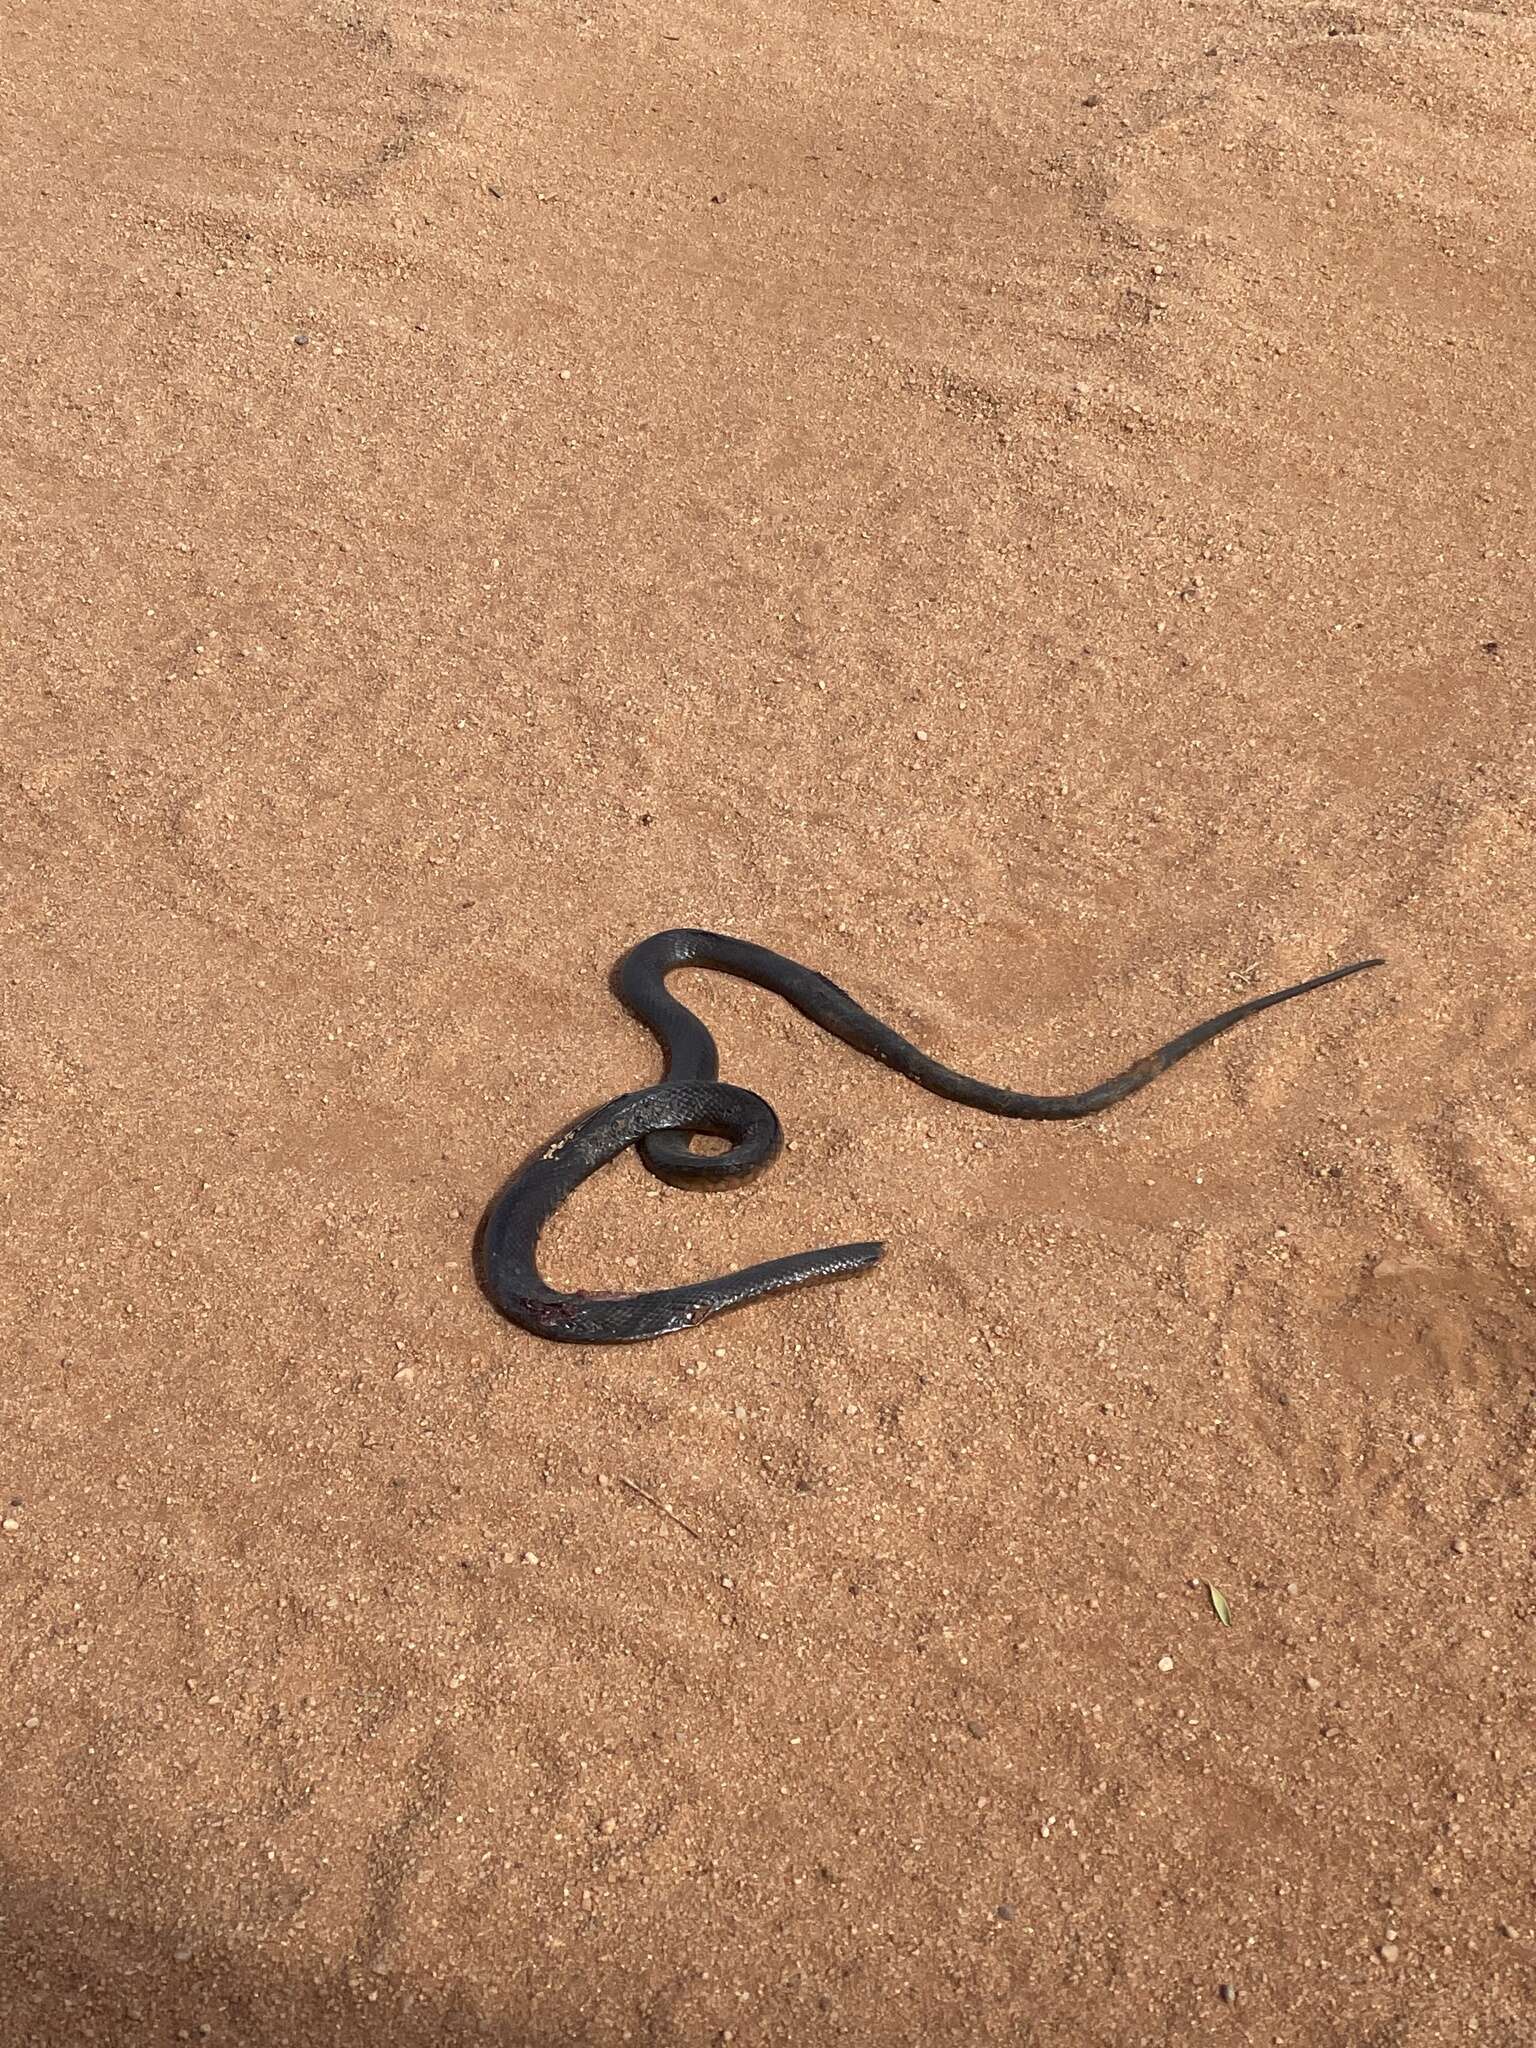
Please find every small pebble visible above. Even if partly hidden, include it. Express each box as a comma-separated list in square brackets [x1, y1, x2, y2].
[1379, 1942, 1400, 1964]
[996, 1904, 1015, 1922]
[1157, 1655, 1175, 1673]
[1, 1518, 18, 1533]
[1304, 1676, 1321, 1691]
[1498, 1922, 1516, 1938]
[1450, 1538, 1468, 1555]
[1408, 1431, 1427, 1448]
[522, 1551, 539, 1565]
[1219, 1983, 1237, 2004]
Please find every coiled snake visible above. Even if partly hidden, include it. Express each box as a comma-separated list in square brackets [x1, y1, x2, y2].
[479, 928, 1381, 1344]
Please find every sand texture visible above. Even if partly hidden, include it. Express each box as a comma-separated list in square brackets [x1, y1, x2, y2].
[2, 0, 1533, 2041]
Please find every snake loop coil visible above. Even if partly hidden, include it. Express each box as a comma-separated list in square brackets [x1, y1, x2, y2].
[479, 928, 1382, 1344]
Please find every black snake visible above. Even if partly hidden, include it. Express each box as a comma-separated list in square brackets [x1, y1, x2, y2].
[479, 928, 1382, 1344]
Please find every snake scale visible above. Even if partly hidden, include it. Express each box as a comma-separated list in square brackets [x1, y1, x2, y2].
[478, 928, 1382, 1344]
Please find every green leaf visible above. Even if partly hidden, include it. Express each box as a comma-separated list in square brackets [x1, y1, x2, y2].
[1209, 1586, 1232, 1627]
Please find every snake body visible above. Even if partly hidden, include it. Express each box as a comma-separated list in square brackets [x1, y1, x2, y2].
[478, 1079, 883, 1344]
[479, 928, 1382, 1345]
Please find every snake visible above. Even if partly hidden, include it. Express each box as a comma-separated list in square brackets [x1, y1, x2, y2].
[478, 927, 1383, 1345]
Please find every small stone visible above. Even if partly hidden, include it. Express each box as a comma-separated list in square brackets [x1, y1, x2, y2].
[393, 1365, 416, 1384]
[522, 1551, 539, 1565]
[600, 1818, 618, 1835]
[293, 333, 310, 347]
[1450, 1538, 1468, 1555]
[1379, 1942, 1400, 1964]
[1219, 1983, 1237, 2004]
[996, 1903, 1015, 1921]
[915, 729, 929, 741]
[1498, 1922, 1516, 1938]
[1157, 1655, 1175, 1673]
[1408, 1431, 1427, 1448]
[1304, 1676, 1321, 1691]
[173, 1945, 194, 1963]
[1, 1518, 18, 1533]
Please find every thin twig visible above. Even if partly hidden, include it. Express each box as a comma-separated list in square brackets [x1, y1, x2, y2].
[618, 1476, 705, 1542]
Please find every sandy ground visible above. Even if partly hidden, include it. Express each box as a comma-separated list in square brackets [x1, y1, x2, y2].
[3, 0, 1533, 2041]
